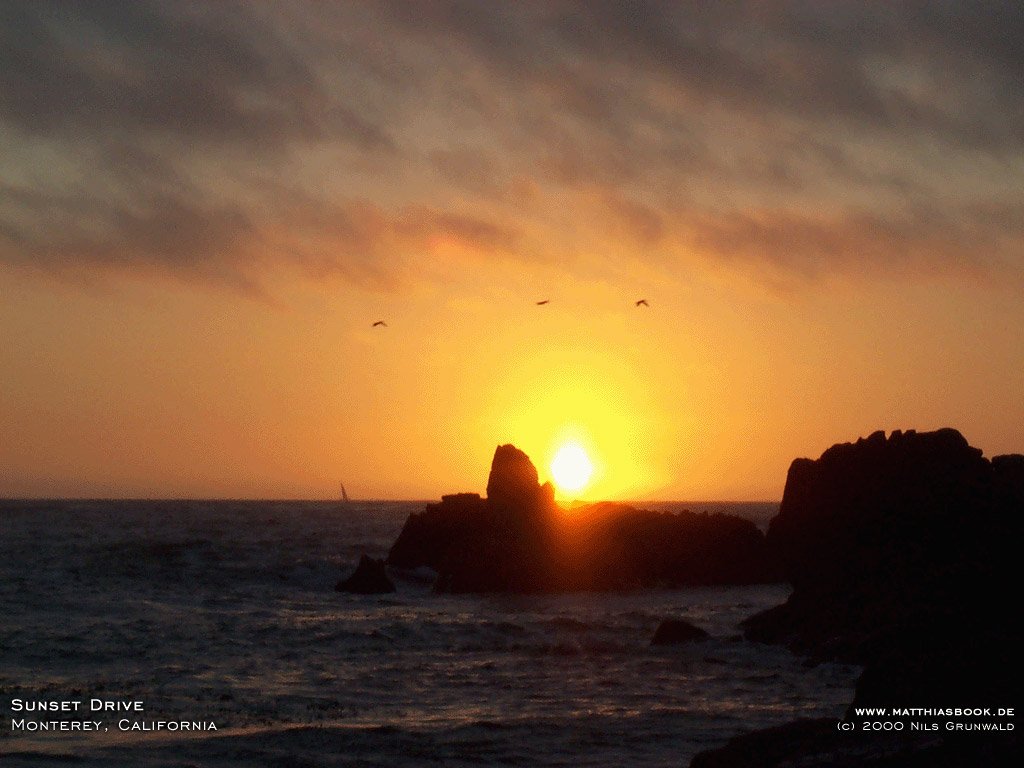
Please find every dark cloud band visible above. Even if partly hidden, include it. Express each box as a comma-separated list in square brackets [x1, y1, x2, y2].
[1, 0, 1021, 292]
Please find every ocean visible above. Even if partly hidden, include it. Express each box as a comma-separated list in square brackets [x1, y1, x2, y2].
[1, 500, 858, 767]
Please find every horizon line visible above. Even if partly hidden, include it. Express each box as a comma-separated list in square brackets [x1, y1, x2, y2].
[0, 495, 782, 505]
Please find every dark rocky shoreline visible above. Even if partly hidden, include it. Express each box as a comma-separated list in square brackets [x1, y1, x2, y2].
[695, 428, 1021, 766]
[373, 429, 1020, 765]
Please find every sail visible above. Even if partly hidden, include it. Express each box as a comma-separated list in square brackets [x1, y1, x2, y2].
[340, 482, 350, 503]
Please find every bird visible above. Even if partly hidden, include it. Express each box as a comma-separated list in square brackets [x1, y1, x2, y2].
[536, 299, 550, 305]
[635, 299, 649, 307]
[372, 320, 387, 327]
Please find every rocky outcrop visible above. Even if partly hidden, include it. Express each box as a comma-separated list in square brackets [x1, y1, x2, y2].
[651, 618, 709, 645]
[486, 444, 556, 511]
[689, 718, 1018, 768]
[335, 554, 395, 594]
[704, 429, 1022, 766]
[691, 719, 851, 768]
[745, 429, 1020, 677]
[387, 445, 780, 593]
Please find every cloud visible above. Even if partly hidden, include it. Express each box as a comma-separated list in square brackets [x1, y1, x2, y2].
[0, 174, 519, 294]
[684, 202, 1024, 280]
[0, 1, 1021, 293]
[3, 3, 292, 142]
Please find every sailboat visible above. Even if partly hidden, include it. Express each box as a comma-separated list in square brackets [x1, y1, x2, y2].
[339, 482, 350, 506]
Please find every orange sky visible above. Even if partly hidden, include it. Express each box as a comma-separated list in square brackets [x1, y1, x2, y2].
[1, 3, 1022, 500]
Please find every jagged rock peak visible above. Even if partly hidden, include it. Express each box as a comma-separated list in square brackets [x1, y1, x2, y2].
[335, 554, 395, 594]
[486, 444, 542, 508]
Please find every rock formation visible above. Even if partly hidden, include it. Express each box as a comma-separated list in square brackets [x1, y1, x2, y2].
[651, 618, 709, 645]
[745, 429, 1020, 687]
[335, 554, 396, 594]
[691, 717, 1017, 767]
[387, 444, 780, 593]
[486, 443, 556, 511]
[692, 429, 1021, 766]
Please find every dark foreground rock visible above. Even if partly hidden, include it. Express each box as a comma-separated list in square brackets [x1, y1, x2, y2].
[692, 429, 1020, 766]
[744, 429, 1021, 697]
[651, 618, 709, 645]
[388, 444, 780, 593]
[690, 718, 1018, 768]
[335, 554, 395, 594]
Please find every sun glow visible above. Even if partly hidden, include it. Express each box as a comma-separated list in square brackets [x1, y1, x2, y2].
[550, 442, 594, 494]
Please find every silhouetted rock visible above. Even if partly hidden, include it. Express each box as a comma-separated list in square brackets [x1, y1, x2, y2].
[993, 453, 1024, 508]
[485, 444, 552, 512]
[691, 719, 843, 768]
[386, 492, 487, 577]
[689, 717, 1017, 768]
[388, 445, 780, 593]
[745, 429, 1020, 669]
[335, 554, 395, 594]
[722, 428, 1021, 766]
[651, 618, 709, 645]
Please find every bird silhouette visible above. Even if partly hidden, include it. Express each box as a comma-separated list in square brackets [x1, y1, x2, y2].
[536, 299, 550, 305]
[372, 320, 387, 327]
[635, 299, 649, 307]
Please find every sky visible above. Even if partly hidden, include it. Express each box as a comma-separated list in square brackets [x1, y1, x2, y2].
[1, 1, 1022, 500]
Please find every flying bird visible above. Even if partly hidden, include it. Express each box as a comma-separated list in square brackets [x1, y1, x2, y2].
[536, 299, 550, 305]
[372, 320, 387, 327]
[635, 299, 649, 307]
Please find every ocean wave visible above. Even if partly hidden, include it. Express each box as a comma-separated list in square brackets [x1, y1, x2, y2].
[2, 500, 855, 768]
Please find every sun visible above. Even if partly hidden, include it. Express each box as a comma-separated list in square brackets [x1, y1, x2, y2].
[550, 442, 594, 494]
